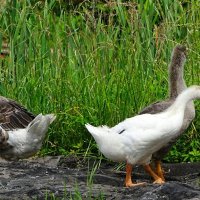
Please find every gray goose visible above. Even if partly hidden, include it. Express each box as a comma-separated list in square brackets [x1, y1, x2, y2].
[139, 45, 195, 182]
[0, 96, 56, 160]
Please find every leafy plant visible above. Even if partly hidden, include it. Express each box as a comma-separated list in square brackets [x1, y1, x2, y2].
[0, 0, 199, 163]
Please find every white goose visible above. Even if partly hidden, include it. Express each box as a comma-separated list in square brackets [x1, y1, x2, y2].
[85, 85, 200, 187]
[0, 96, 56, 160]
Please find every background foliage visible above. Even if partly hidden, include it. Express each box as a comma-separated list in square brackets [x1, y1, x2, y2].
[0, 0, 199, 162]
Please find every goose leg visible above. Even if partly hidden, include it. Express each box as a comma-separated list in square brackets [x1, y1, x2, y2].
[143, 164, 165, 184]
[155, 160, 165, 181]
[125, 163, 146, 187]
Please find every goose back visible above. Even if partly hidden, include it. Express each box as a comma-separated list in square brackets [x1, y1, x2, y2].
[0, 96, 35, 130]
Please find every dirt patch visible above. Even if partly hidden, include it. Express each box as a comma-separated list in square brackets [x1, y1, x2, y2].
[0, 156, 199, 199]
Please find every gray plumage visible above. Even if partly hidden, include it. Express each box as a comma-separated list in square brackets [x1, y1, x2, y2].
[139, 45, 195, 160]
[0, 97, 35, 155]
[0, 96, 35, 131]
[0, 97, 56, 161]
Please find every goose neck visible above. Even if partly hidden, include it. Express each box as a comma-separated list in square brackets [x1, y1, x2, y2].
[169, 54, 186, 99]
[168, 86, 200, 112]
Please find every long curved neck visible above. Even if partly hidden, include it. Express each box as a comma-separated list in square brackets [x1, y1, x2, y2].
[168, 86, 200, 113]
[169, 52, 186, 99]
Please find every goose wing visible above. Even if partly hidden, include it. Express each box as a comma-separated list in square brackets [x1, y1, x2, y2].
[111, 113, 175, 164]
[0, 96, 35, 130]
[139, 100, 173, 115]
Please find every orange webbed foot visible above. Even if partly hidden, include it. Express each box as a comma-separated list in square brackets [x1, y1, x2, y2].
[125, 163, 147, 187]
[153, 177, 165, 184]
[125, 181, 147, 187]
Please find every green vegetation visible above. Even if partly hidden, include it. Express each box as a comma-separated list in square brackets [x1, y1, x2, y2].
[44, 159, 105, 200]
[0, 0, 199, 163]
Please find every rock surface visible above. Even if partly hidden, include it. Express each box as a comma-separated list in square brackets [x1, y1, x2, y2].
[0, 156, 199, 199]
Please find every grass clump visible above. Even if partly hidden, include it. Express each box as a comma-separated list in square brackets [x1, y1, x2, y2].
[0, 0, 199, 162]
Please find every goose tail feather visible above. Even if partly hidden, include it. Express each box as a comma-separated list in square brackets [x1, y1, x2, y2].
[85, 123, 101, 137]
[85, 123, 110, 141]
[27, 113, 56, 136]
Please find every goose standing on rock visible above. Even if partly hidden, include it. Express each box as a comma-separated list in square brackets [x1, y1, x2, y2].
[85, 85, 199, 187]
[139, 45, 195, 182]
[0, 96, 56, 160]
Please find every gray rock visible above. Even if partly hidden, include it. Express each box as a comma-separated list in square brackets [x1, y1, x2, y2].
[0, 156, 199, 199]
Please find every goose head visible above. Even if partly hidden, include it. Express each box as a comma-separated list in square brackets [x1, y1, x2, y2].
[172, 45, 187, 63]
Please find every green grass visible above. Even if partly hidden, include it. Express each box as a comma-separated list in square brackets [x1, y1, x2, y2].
[43, 158, 105, 200]
[0, 0, 200, 162]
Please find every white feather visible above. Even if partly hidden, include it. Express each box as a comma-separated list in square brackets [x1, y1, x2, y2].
[1, 113, 56, 160]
